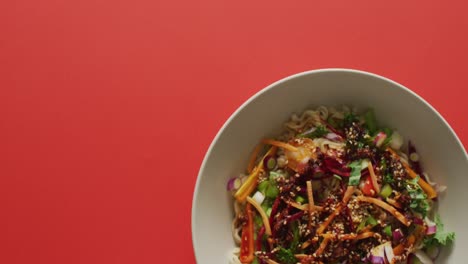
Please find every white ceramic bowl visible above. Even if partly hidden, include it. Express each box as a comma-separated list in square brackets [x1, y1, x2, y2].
[192, 69, 468, 263]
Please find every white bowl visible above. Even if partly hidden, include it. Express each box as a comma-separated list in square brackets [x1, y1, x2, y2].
[192, 69, 468, 263]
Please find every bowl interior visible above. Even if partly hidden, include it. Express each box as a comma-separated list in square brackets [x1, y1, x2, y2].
[192, 69, 468, 263]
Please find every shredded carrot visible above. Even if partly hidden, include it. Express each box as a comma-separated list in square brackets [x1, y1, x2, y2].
[357, 196, 410, 226]
[246, 197, 272, 236]
[247, 142, 264, 173]
[235, 147, 278, 201]
[340, 231, 375, 240]
[317, 186, 355, 235]
[387, 148, 437, 199]
[343, 186, 356, 204]
[316, 205, 342, 235]
[392, 244, 404, 256]
[403, 162, 437, 199]
[367, 163, 381, 194]
[266, 259, 279, 264]
[306, 180, 315, 228]
[393, 234, 415, 259]
[386, 198, 402, 209]
[287, 200, 324, 211]
[359, 225, 373, 234]
[301, 240, 311, 249]
[262, 139, 298, 152]
[234, 166, 261, 202]
[314, 237, 330, 256]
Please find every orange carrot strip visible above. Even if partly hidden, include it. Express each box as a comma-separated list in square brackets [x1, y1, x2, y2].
[393, 234, 415, 258]
[306, 180, 315, 228]
[343, 186, 356, 204]
[340, 231, 375, 240]
[387, 148, 437, 199]
[247, 142, 264, 173]
[316, 205, 342, 235]
[287, 200, 324, 212]
[262, 139, 298, 152]
[314, 237, 330, 256]
[317, 186, 355, 235]
[386, 198, 402, 209]
[301, 241, 311, 249]
[235, 147, 278, 201]
[357, 196, 410, 226]
[367, 163, 381, 194]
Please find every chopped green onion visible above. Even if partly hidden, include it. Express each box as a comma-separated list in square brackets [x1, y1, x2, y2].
[295, 196, 306, 204]
[266, 157, 277, 170]
[356, 219, 367, 233]
[367, 216, 378, 226]
[266, 207, 272, 217]
[269, 171, 282, 180]
[380, 184, 393, 198]
[383, 225, 392, 237]
[357, 216, 378, 233]
[265, 184, 279, 198]
[258, 181, 269, 193]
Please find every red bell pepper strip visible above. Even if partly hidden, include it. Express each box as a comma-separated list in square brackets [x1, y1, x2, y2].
[240, 204, 255, 263]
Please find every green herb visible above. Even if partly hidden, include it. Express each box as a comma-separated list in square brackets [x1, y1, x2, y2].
[333, 174, 343, 181]
[384, 173, 394, 184]
[348, 160, 363, 186]
[276, 248, 297, 264]
[383, 225, 392, 237]
[424, 214, 455, 247]
[381, 158, 395, 184]
[405, 176, 430, 216]
[327, 116, 341, 129]
[364, 109, 378, 135]
[300, 125, 329, 139]
[344, 112, 358, 126]
[290, 222, 300, 252]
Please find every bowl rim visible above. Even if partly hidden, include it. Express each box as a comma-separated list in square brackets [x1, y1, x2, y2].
[190, 68, 468, 261]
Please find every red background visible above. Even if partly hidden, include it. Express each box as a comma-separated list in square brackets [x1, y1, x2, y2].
[1, 0, 467, 263]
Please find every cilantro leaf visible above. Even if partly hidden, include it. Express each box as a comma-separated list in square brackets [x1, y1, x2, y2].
[405, 176, 430, 217]
[276, 248, 297, 264]
[343, 112, 358, 126]
[424, 214, 455, 247]
[348, 160, 363, 186]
